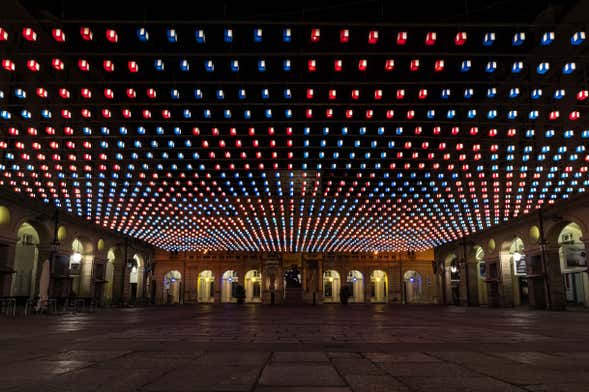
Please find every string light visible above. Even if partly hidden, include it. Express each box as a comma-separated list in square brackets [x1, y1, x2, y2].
[0, 24, 586, 252]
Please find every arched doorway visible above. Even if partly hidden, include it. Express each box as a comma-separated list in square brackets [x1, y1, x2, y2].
[103, 248, 116, 305]
[197, 270, 215, 303]
[11, 223, 40, 299]
[370, 270, 388, 303]
[473, 245, 488, 305]
[221, 270, 238, 303]
[557, 223, 588, 305]
[346, 270, 364, 303]
[129, 254, 143, 305]
[163, 270, 182, 304]
[244, 270, 262, 303]
[444, 254, 460, 305]
[510, 237, 528, 306]
[403, 270, 422, 303]
[323, 270, 341, 303]
[70, 238, 93, 299]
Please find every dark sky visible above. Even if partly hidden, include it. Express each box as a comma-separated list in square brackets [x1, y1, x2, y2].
[16, 0, 576, 23]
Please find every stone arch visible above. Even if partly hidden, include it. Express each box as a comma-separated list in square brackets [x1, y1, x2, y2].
[197, 269, 215, 303]
[244, 269, 262, 303]
[546, 216, 589, 246]
[443, 253, 460, 305]
[471, 245, 488, 305]
[486, 238, 497, 255]
[102, 247, 117, 305]
[221, 269, 239, 303]
[553, 222, 588, 305]
[500, 236, 528, 306]
[57, 225, 67, 242]
[71, 237, 94, 255]
[163, 270, 182, 304]
[403, 270, 423, 304]
[11, 222, 41, 298]
[528, 225, 541, 245]
[96, 239, 105, 252]
[10, 215, 51, 246]
[69, 237, 94, 298]
[370, 270, 388, 303]
[129, 253, 144, 304]
[345, 270, 364, 303]
[323, 269, 341, 303]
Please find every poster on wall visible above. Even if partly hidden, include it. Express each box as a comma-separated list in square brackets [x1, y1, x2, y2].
[513, 254, 527, 276]
[479, 263, 486, 278]
[560, 245, 587, 272]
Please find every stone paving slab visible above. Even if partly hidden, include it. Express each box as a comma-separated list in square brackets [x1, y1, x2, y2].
[332, 358, 389, 376]
[343, 374, 410, 392]
[398, 376, 528, 392]
[525, 384, 589, 392]
[256, 388, 351, 392]
[143, 366, 262, 391]
[379, 361, 479, 377]
[22, 368, 167, 392]
[364, 352, 440, 362]
[259, 363, 346, 387]
[272, 351, 329, 362]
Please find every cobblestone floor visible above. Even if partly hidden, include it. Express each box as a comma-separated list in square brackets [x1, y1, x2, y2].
[1, 304, 589, 391]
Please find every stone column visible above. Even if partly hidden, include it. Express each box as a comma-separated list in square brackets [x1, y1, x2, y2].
[34, 245, 53, 298]
[498, 251, 514, 307]
[444, 263, 453, 305]
[543, 245, 566, 310]
[484, 255, 501, 307]
[465, 260, 480, 306]
[92, 256, 107, 304]
[0, 238, 17, 296]
[387, 265, 398, 303]
[435, 259, 444, 305]
[78, 254, 95, 298]
[582, 240, 589, 307]
[458, 261, 468, 305]
[301, 258, 320, 304]
[364, 269, 372, 304]
[112, 261, 126, 305]
[185, 267, 197, 303]
[316, 260, 323, 304]
[214, 268, 222, 304]
[523, 249, 546, 309]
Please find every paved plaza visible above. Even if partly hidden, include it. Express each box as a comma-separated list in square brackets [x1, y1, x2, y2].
[1, 305, 589, 391]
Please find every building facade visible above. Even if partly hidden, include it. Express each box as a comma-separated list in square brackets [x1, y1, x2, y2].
[435, 193, 589, 310]
[0, 192, 154, 307]
[3, 188, 589, 310]
[153, 250, 436, 305]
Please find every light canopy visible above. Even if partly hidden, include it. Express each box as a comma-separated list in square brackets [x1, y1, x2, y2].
[0, 23, 587, 252]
